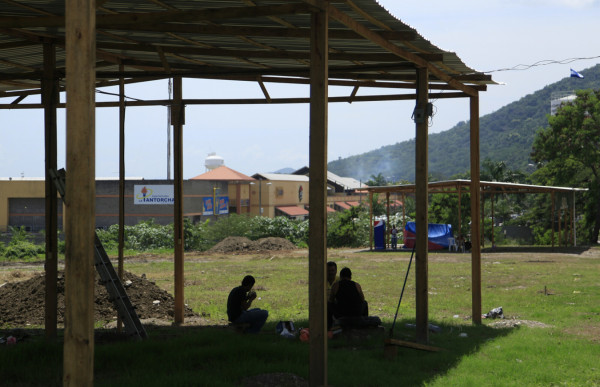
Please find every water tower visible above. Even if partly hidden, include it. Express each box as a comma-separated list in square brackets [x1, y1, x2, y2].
[205, 152, 224, 171]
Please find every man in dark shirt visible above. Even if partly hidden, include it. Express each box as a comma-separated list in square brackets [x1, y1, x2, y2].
[227, 275, 268, 333]
[329, 267, 368, 321]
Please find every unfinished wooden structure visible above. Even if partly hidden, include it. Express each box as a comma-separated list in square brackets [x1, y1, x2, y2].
[0, 1, 495, 385]
[367, 179, 587, 251]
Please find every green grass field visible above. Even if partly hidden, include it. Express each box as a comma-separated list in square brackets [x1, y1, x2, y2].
[1, 247, 599, 386]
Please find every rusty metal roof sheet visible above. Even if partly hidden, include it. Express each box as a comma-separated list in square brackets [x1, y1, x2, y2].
[0, 0, 494, 96]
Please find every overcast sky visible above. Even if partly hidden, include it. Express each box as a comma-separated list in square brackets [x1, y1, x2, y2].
[1, 0, 598, 179]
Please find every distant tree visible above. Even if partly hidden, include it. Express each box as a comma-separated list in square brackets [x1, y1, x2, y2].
[365, 173, 387, 186]
[531, 89, 600, 243]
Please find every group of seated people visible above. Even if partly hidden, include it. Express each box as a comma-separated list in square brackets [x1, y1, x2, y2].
[226, 261, 376, 334]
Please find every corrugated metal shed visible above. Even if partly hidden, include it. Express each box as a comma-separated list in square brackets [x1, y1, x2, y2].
[0, 0, 494, 96]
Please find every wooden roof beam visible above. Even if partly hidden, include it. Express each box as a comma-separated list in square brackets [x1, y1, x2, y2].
[94, 41, 441, 62]
[305, 0, 481, 97]
[0, 3, 317, 29]
[98, 23, 416, 41]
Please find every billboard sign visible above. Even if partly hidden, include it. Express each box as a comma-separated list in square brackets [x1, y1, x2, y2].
[134, 185, 174, 205]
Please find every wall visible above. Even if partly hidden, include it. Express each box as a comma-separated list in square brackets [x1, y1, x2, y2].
[0, 178, 228, 232]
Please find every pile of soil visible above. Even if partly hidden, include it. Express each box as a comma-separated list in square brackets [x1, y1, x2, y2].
[0, 270, 197, 327]
[207, 236, 296, 254]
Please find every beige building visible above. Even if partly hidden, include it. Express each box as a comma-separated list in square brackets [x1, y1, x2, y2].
[251, 173, 310, 220]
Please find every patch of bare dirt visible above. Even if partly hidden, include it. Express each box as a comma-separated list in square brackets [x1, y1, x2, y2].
[487, 318, 553, 329]
[0, 270, 197, 327]
[207, 236, 296, 254]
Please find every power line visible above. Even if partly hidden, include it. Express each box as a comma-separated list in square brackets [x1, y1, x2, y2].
[482, 55, 600, 74]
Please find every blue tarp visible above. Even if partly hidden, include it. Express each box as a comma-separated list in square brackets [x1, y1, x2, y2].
[403, 222, 453, 250]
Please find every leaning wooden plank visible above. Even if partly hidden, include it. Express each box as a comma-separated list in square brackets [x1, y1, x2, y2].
[384, 338, 443, 352]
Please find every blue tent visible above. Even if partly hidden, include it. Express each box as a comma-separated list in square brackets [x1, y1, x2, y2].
[404, 222, 452, 250]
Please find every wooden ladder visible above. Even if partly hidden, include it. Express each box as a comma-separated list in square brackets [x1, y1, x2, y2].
[50, 168, 147, 339]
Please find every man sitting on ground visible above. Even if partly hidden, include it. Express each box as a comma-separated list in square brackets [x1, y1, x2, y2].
[227, 275, 268, 333]
[329, 267, 368, 325]
[327, 261, 339, 329]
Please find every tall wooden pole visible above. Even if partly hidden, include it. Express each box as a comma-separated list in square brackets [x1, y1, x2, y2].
[457, 184, 462, 237]
[470, 95, 482, 325]
[117, 63, 126, 332]
[64, 0, 96, 384]
[43, 41, 58, 339]
[386, 192, 390, 248]
[415, 67, 429, 343]
[172, 76, 185, 323]
[308, 8, 328, 386]
[369, 191, 374, 250]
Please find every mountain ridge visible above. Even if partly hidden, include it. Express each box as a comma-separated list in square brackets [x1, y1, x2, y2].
[328, 64, 600, 182]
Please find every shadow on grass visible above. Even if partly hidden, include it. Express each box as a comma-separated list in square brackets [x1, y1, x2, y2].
[0, 317, 517, 386]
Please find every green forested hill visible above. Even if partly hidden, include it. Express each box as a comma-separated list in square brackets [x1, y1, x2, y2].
[328, 64, 600, 182]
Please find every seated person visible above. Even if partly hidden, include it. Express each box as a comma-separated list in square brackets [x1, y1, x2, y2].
[227, 275, 268, 333]
[329, 267, 368, 325]
[327, 261, 339, 329]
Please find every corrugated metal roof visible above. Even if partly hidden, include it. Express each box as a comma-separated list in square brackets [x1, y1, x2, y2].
[253, 173, 310, 182]
[0, 0, 494, 96]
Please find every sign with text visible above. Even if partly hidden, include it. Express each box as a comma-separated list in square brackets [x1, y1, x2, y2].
[202, 196, 229, 215]
[203, 197, 214, 215]
[134, 185, 174, 205]
[218, 196, 229, 215]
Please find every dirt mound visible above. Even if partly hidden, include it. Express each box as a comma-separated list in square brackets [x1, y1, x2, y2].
[0, 271, 197, 327]
[207, 236, 296, 254]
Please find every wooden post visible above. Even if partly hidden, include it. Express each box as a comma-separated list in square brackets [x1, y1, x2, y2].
[402, 193, 406, 238]
[491, 193, 495, 247]
[172, 76, 185, 323]
[308, 8, 328, 387]
[470, 95, 482, 325]
[551, 192, 555, 248]
[558, 208, 562, 246]
[117, 63, 125, 332]
[415, 67, 429, 343]
[64, 0, 96, 384]
[386, 192, 390, 248]
[457, 184, 462, 237]
[369, 191, 374, 250]
[572, 191, 577, 246]
[43, 41, 58, 339]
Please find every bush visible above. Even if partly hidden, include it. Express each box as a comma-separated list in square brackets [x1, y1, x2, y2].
[327, 207, 370, 248]
[3, 241, 43, 260]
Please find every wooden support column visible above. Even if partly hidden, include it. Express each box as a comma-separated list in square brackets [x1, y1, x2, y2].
[402, 193, 406, 236]
[43, 41, 59, 339]
[64, 0, 96, 384]
[308, 9, 328, 387]
[470, 95, 482, 325]
[551, 192, 555, 248]
[386, 192, 390, 248]
[369, 191, 374, 250]
[117, 63, 125, 332]
[572, 191, 577, 246]
[457, 185, 462, 237]
[491, 193, 495, 247]
[415, 67, 429, 343]
[172, 76, 185, 323]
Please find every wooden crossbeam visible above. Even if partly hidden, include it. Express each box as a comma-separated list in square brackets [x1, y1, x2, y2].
[0, 3, 316, 28]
